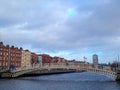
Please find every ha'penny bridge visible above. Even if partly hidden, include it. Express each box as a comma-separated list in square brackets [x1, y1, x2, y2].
[0, 64, 120, 81]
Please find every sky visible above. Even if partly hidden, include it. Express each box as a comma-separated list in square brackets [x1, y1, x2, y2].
[0, 0, 120, 63]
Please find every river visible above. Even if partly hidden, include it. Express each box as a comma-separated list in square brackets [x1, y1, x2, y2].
[0, 72, 120, 90]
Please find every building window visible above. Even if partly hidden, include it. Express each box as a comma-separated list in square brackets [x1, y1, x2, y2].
[3, 62, 5, 66]
[6, 63, 8, 66]
[6, 53, 8, 56]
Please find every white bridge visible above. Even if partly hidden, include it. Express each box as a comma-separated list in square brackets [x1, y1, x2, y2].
[83, 68, 117, 80]
[1, 64, 120, 81]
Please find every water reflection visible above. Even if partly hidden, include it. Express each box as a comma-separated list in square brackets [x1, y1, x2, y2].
[0, 72, 120, 90]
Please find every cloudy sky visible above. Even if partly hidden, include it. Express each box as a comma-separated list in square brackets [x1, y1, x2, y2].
[0, 0, 120, 63]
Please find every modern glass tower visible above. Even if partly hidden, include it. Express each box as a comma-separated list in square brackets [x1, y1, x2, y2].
[93, 54, 98, 65]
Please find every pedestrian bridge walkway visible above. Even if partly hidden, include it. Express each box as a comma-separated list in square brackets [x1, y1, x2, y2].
[83, 68, 117, 80]
[0, 64, 120, 81]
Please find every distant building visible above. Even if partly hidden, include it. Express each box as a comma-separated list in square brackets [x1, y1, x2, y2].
[21, 50, 31, 68]
[38, 54, 52, 64]
[31, 52, 38, 65]
[10, 46, 22, 68]
[111, 61, 120, 71]
[52, 56, 66, 64]
[93, 54, 98, 66]
[0, 42, 22, 68]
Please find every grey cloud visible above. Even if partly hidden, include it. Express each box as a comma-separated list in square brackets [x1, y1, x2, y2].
[0, 0, 120, 63]
[0, 18, 16, 27]
[0, 0, 82, 29]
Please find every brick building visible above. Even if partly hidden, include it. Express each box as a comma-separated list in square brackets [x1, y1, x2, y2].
[0, 42, 22, 69]
[10, 46, 22, 68]
[31, 52, 38, 66]
[52, 56, 66, 63]
[0, 42, 9, 68]
[38, 54, 52, 64]
[52, 57, 59, 63]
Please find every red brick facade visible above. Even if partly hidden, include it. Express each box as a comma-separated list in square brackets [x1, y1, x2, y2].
[52, 57, 65, 63]
[31, 52, 38, 65]
[0, 42, 73, 69]
[38, 54, 52, 64]
[0, 42, 22, 68]
[10, 46, 22, 68]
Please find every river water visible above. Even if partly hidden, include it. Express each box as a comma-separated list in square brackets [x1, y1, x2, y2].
[0, 72, 120, 90]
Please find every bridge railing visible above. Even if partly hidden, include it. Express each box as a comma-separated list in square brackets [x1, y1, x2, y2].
[11, 64, 40, 72]
[41, 63, 84, 70]
[82, 67, 117, 79]
[8, 63, 117, 78]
